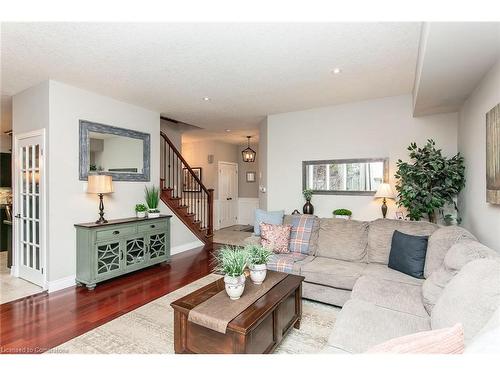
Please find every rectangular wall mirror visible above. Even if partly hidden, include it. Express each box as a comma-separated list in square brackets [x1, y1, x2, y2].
[303, 158, 388, 195]
[79, 120, 150, 181]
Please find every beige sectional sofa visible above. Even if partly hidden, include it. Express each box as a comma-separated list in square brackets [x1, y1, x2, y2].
[251, 216, 500, 353]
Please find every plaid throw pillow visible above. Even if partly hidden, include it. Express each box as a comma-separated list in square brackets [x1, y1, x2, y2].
[289, 215, 315, 254]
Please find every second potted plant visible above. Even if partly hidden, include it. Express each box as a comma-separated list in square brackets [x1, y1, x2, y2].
[145, 186, 160, 218]
[135, 203, 147, 218]
[246, 244, 273, 285]
[303, 189, 314, 214]
[333, 208, 352, 220]
[214, 246, 248, 300]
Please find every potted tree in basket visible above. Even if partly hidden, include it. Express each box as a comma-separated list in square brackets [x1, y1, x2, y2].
[214, 246, 248, 300]
[135, 203, 147, 218]
[145, 186, 160, 218]
[333, 208, 352, 220]
[246, 244, 273, 285]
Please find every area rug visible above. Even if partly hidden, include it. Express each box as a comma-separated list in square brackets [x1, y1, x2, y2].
[52, 274, 340, 354]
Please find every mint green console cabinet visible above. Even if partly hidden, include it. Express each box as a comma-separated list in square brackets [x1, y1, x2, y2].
[75, 215, 171, 290]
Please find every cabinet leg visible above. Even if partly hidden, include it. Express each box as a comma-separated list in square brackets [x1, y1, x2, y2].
[86, 283, 96, 291]
[76, 281, 83, 287]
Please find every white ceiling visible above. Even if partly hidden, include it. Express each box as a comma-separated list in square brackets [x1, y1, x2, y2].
[1, 22, 422, 132]
[413, 22, 500, 116]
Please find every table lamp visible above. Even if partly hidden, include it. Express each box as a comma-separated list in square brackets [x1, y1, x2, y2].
[87, 175, 114, 224]
[374, 183, 395, 219]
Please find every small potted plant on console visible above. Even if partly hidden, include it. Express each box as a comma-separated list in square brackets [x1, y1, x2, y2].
[135, 203, 147, 218]
[333, 208, 352, 220]
[215, 245, 248, 300]
[246, 244, 273, 285]
[145, 186, 160, 218]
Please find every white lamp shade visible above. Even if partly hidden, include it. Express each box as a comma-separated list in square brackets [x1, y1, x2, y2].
[374, 183, 395, 199]
[87, 175, 114, 194]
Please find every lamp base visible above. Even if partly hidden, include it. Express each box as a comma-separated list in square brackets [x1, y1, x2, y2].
[381, 198, 388, 219]
[95, 193, 108, 224]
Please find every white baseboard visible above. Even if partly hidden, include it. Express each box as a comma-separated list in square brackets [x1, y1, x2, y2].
[47, 275, 76, 293]
[170, 240, 204, 255]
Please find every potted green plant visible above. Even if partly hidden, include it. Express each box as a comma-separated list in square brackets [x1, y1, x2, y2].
[333, 208, 352, 220]
[144, 185, 160, 218]
[135, 203, 147, 218]
[245, 244, 273, 285]
[214, 246, 248, 300]
[303, 188, 314, 214]
[395, 140, 465, 223]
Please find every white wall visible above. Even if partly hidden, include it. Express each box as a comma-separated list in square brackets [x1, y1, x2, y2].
[458, 60, 500, 251]
[266, 95, 458, 220]
[258, 118, 268, 210]
[13, 80, 201, 287]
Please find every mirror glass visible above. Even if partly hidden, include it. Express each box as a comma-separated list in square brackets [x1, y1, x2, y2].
[88, 132, 143, 174]
[303, 158, 388, 195]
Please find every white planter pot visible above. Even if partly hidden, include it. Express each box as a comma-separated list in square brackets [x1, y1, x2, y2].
[136, 211, 146, 218]
[224, 274, 246, 300]
[249, 264, 267, 285]
[335, 215, 351, 220]
[147, 211, 160, 218]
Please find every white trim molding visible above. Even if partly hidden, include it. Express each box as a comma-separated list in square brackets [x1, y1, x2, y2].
[238, 197, 259, 225]
[47, 275, 76, 293]
[170, 240, 204, 255]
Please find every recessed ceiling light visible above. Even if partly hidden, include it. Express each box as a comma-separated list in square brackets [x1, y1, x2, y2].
[203, 97, 210, 101]
[332, 68, 342, 75]
[225, 129, 231, 132]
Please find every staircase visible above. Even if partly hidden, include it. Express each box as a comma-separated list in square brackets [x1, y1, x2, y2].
[160, 132, 214, 244]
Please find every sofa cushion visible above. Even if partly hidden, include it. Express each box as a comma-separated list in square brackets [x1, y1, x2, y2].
[302, 282, 352, 307]
[362, 263, 424, 286]
[254, 208, 284, 236]
[424, 226, 476, 278]
[317, 218, 368, 261]
[327, 299, 430, 353]
[351, 275, 428, 318]
[388, 230, 429, 279]
[283, 214, 320, 256]
[266, 253, 308, 274]
[366, 323, 464, 354]
[465, 307, 500, 354]
[288, 215, 317, 255]
[431, 259, 500, 344]
[301, 257, 366, 290]
[367, 218, 437, 264]
[422, 239, 498, 314]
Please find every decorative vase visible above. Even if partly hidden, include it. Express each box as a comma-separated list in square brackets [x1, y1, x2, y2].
[249, 264, 267, 285]
[303, 199, 314, 214]
[224, 274, 246, 300]
[335, 215, 351, 220]
[147, 210, 160, 218]
[136, 211, 146, 218]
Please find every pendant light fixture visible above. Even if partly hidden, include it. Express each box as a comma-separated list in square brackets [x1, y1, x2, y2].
[242, 136, 256, 163]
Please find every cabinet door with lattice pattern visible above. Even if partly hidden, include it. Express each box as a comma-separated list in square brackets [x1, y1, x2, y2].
[147, 231, 169, 262]
[124, 236, 147, 271]
[95, 240, 122, 278]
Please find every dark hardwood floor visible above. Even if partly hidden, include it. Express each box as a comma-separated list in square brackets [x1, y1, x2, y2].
[0, 243, 219, 354]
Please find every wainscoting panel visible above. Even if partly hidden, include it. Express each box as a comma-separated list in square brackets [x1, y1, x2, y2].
[238, 198, 260, 225]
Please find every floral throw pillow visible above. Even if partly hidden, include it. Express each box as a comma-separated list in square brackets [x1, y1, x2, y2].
[260, 223, 292, 253]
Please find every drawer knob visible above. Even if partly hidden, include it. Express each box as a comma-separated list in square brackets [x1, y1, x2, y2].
[112, 230, 120, 235]
[150, 224, 156, 228]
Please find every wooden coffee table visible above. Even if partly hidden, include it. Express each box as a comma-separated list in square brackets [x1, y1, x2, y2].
[170, 271, 304, 354]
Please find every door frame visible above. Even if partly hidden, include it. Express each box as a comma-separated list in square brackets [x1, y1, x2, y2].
[217, 161, 239, 229]
[11, 129, 48, 290]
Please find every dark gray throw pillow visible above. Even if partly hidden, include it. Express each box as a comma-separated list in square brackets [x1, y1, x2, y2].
[388, 230, 429, 279]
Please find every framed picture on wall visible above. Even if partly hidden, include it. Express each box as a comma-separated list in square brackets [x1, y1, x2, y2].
[246, 171, 256, 182]
[183, 167, 202, 192]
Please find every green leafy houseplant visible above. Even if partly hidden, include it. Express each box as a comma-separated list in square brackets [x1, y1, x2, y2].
[333, 209, 352, 216]
[214, 246, 248, 277]
[144, 186, 160, 213]
[303, 189, 313, 201]
[245, 244, 273, 266]
[135, 204, 147, 212]
[395, 140, 465, 223]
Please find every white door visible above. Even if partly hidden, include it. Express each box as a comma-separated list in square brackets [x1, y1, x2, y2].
[218, 162, 238, 228]
[15, 133, 46, 286]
